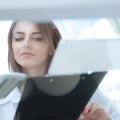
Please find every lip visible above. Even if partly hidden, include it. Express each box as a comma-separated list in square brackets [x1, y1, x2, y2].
[20, 52, 35, 56]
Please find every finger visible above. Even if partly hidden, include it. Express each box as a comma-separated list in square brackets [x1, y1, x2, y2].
[77, 114, 85, 120]
[83, 101, 94, 113]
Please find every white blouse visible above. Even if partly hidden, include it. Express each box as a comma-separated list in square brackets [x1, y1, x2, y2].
[0, 87, 21, 120]
[92, 88, 120, 120]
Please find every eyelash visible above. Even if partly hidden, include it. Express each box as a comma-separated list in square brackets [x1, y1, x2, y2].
[15, 38, 23, 41]
[33, 38, 43, 41]
[15, 38, 43, 41]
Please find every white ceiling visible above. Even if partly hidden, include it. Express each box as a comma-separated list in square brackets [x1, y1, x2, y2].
[0, 0, 119, 20]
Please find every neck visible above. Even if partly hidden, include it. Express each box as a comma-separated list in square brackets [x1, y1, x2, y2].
[23, 66, 47, 77]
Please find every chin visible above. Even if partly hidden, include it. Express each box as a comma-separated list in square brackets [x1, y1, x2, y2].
[20, 62, 36, 69]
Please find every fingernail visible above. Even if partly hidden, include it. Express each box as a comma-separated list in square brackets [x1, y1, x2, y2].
[88, 108, 92, 113]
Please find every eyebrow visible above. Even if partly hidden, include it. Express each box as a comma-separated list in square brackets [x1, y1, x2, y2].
[32, 32, 41, 35]
[13, 32, 24, 35]
[13, 32, 41, 35]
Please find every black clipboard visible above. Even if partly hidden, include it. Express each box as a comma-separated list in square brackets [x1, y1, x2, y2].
[14, 72, 106, 120]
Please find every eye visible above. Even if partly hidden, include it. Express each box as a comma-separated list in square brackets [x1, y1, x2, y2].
[33, 38, 43, 41]
[15, 37, 24, 41]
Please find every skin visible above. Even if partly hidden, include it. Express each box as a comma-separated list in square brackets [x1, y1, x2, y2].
[78, 102, 111, 120]
[12, 21, 54, 77]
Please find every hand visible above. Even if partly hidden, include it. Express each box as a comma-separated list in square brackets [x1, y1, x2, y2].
[78, 101, 111, 120]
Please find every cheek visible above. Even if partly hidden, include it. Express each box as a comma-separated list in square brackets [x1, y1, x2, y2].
[37, 45, 51, 60]
[12, 44, 21, 60]
[39, 47, 50, 58]
[37, 41, 51, 53]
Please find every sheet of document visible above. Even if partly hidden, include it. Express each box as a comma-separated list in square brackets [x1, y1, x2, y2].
[48, 39, 120, 76]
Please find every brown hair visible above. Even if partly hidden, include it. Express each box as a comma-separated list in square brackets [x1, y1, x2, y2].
[8, 21, 62, 72]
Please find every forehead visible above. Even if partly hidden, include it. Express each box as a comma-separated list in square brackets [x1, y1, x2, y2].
[13, 21, 40, 33]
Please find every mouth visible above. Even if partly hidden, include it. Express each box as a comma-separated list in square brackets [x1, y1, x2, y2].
[20, 52, 35, 56]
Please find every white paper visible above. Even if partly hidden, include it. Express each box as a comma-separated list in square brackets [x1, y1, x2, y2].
[48, 39, 120, 76]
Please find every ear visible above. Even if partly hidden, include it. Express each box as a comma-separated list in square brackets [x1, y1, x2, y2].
[49, 48, 54, 55]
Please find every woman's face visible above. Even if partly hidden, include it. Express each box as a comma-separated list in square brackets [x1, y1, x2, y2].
[12, 21, 52, 71]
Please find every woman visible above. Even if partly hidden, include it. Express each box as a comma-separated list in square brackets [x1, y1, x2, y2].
[7, 21, 119, 120]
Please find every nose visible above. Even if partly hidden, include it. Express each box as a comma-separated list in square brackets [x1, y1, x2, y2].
[24, 38, 32, 48]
